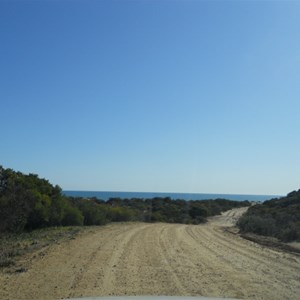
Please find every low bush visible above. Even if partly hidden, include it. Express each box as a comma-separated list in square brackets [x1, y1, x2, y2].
[237, 190, 300, 242]
[0, 165, 251, 233]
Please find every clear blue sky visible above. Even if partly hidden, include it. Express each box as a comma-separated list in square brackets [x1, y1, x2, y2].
[1, 0, 300, 195]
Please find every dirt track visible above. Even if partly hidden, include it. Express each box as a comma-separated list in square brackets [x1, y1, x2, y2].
[1, 207, 300, 300]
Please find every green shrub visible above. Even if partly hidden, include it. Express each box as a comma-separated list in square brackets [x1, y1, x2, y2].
[278, 224, 300, 242]
[61, 205, 84, 226]
[71, 199, 109, 225]
[238, 215, 276, 236]
[237, 190, 300, 242]
[108, 206, 136, 222]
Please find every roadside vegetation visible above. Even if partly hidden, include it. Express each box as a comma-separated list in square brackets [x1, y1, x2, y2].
[237, 190, 300, 242]
[2, 165, 298, 270]
[0, 165, 250, 234]
[0, 165, 250, 269]
[0, 226, 81, 270]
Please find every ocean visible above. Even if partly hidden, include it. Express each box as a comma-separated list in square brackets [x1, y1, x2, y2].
[62, 190, 280, 202]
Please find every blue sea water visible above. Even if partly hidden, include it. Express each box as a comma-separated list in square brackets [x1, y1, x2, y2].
[62, 190, 280, 202]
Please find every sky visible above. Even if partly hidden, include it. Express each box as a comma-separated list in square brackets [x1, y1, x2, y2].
[1, 0, 300, 195]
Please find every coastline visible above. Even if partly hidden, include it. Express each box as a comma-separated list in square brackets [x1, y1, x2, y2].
[63, 190, 280, 202]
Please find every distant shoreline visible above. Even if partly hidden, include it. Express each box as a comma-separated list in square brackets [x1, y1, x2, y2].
[63, 190, 281, 202]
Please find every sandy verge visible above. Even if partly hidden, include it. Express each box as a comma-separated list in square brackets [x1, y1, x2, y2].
[1, 207, 299, 300]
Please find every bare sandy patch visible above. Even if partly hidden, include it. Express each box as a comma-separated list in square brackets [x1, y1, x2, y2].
[1, 208, 299, 300]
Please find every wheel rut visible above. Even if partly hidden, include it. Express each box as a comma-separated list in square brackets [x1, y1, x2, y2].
[1, 208, 300, 300]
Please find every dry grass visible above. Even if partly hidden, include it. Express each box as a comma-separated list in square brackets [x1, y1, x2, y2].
[0, 226, 83, 270]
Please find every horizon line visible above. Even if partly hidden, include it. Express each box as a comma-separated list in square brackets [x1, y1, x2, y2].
[62, 189, 283, 197]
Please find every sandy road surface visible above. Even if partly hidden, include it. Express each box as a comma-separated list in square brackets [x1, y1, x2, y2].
[1, 207, 300, 300]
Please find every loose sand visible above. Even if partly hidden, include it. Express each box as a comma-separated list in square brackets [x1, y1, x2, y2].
[1, 207, 299, 300]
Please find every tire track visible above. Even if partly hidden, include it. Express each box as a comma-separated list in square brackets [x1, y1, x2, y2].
[1, 212, 300, 300]
[195, 224, 300, 274]
[180, 225, 250, 299]
[114, 224, 189, 296]
[185, 221, 300, 299]
[68, 224, 136, 297]
[100, 224, 149, 295]
[157, 225, 188, 295]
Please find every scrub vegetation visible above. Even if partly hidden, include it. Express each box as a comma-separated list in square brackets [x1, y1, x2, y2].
[2, 165, 299, 244]
[238, 190, 300, 242]
[0, 165, 249, 234]
[0, 166, 250, 268]
[0, 226, 81, 269]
